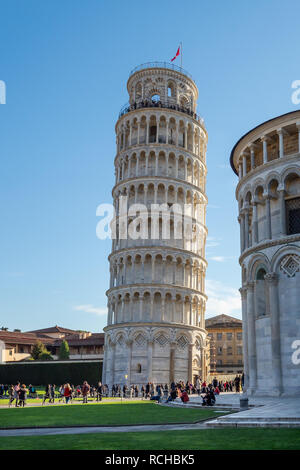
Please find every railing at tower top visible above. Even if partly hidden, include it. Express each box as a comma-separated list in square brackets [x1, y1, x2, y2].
[118, 98, 205, 126]
[129, 62, 194, 80]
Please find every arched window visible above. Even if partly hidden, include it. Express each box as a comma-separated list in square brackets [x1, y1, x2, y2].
[167, 81, 175, 98]
[151, 94, 160, 103]
[137, 363, 142, 373]
[149, 125, 157, 143]
[256, 268, 267, 316]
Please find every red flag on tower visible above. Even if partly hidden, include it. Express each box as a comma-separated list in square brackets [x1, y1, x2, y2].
[171, 46, 180, 62]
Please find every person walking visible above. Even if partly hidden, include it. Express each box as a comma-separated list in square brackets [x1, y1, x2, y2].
[82, 381, 90, 404]
[64, 383, 72, 404]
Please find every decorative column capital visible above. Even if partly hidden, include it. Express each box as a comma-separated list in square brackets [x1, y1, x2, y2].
[239, 286, 247, 300]
[264, 272, 278, 285]
[247, 281, 255, 291]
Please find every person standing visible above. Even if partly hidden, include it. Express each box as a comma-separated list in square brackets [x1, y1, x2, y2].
[96, 382, 103, 402]
[18, 384, 28, 407]
[42, 384, 51, 405]
[13, 382, 20, 407]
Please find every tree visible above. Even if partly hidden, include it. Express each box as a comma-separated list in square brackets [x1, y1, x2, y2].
[31, 341, 46, 360]
[58, 340, 70, 360]
[39, 351, 54, 361]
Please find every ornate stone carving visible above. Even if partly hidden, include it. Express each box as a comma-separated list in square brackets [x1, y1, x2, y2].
[264, 272, 278, 284]
[176, 335, 188, 350]
[280, 254, 300, 278]
[155, 333, 169, 348]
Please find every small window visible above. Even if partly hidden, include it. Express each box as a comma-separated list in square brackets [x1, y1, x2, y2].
[227, 333, 232, 341]
[217, 333, 222, 340]
[237, 346, 243, 355]
[286, 198, 300, 235]
[217, 347, 222, 355]
[137, 363, 142, 373]
[237, 332, 242, 340]
[227, 347, 233, 355]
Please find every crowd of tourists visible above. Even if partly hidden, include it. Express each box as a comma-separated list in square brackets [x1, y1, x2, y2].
[1, 374, 243, 408]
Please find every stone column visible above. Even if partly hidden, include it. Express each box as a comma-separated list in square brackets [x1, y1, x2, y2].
[126, 339, 133, 385]
[175, 156, 179, 178]
[110, 343, 116, 385]
[252, 202, 258, 244]
[201, 347, 206, 381]
[128, 158, 131, 178]
[137, 121, 140, 145]
[144, 185, 148, 206]
[150, 296, 154, 320]
[244, 207, 249, 250]
[139, 296, 143, 321]
[296, 122, 300, 152]
[189, 302, 193, 325]
[250, 145, 255, 170]
[191, 161, 194, 185]
[166, 121, 169, 144]
[264, 273, 283, 395]
[184, 126, 188, 150]
[242, 153, 247, 176]
[239, 286, 249, 392]
[146, 119, 149, 145]
[151, 257, 155, 282]
[238, 214, 245, 252]
[262, 136, 268, 164]
[265, 196, 272, 239]
[238, 162, 243, 180]
[147, 340, 153, 382]
[129, 122, 132, 146]
[246, 281, 257, 394]
[169, 342, 176, 383]
[102, 339, 107, 384]
[184, 160, 188, 181]
[278, 188, 286, 236]
[277, 128, 284, 158]
[188, 343, 193, 382]
[172, 297, 176, 322]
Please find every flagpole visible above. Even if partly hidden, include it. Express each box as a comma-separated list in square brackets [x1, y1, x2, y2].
[180, 42, 183, 68]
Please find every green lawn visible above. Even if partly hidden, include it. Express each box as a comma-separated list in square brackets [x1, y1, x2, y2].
[0, 401, 226, 429]
[0, 429, 300, 450]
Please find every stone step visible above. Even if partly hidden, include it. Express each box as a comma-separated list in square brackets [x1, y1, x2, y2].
[214, 416, 300, 422]
[206, 419, 300, 428]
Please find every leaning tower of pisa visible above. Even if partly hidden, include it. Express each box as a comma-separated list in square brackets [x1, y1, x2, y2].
[102, 62, 208, 387]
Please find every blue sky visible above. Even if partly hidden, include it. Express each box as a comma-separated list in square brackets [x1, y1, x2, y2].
[1, 0, 299, 332]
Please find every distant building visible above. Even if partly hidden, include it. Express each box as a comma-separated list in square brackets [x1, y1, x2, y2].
[0, 325, 104, 362]
[205, 315, 243, 378]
